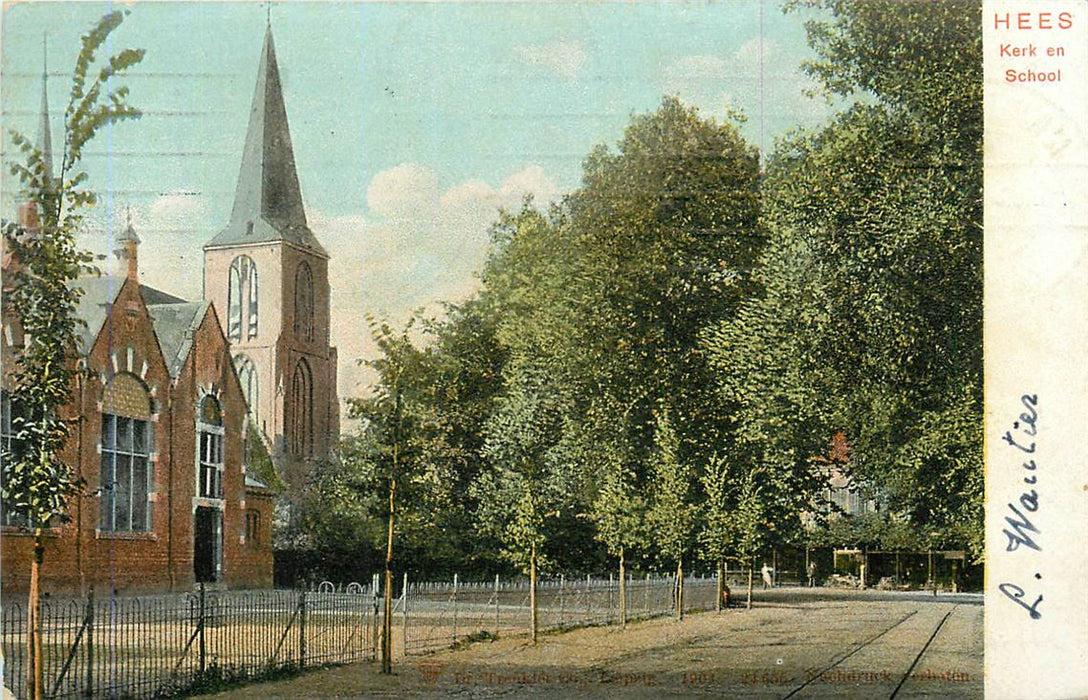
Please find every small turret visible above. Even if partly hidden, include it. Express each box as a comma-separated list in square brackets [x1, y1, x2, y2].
[114, 210, 141, 282]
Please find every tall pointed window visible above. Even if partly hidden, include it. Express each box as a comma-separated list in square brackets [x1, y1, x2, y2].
[294, 262, 314, 342]
[227, 256, 259, 341]
[233, 355, 259, 425]
[290, 359, 313, 459]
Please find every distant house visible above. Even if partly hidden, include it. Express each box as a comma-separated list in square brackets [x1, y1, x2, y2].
[803, 431, 877, 530]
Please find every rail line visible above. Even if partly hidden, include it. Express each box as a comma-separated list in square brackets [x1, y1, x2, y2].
[888, 605, 957, 699]
[779, 609, 919, 699]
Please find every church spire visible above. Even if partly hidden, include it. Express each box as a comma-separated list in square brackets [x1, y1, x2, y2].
[38, 35, 54, 187]
[207, 25, 326, 255]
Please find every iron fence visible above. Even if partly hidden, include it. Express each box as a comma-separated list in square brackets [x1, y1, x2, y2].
[1, 585, 376, 699]
[2, 573, 725, 697]
[402, 573, 719, 656]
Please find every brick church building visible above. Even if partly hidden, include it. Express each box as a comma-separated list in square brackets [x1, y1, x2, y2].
[1, 26, 338, 595]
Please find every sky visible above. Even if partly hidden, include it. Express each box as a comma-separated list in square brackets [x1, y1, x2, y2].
[1, 0, 837, 408]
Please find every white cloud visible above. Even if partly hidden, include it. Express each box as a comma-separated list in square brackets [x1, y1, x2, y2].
[661, 39, 832, 136]
[514, 40, 588, 80]
[314, 164, 561, 399]
[77, 192, 207, 300]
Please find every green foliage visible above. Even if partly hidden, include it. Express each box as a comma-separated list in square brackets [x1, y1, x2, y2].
[697, 454, 731, 565]
[2, 11, 143, 529]
[646, 411, 694, 568]
[246, 419, 283, 492]
[731, 468, 764, 565]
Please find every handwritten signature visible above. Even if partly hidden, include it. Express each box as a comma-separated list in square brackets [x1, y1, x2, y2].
[998, 393, 1042, 620]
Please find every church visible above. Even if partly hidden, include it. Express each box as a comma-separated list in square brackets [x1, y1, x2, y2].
[1, 26, 338, 594]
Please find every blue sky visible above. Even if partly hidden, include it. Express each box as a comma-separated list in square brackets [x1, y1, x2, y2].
[2, 1, 835, 400]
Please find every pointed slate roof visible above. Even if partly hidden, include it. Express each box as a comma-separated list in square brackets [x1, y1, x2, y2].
[205, 27, 327, 257]
[38, 46, 54, 185]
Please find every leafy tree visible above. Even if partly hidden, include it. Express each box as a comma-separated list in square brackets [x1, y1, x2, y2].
[563, 97, 762, 479]
[646, 410, 695, 619]
[697, 453, 732, 611]
[588, 443, 645, 627]
[2, 12, 142, 698]
[344, 318, 456, 673]
[731, 468, 765, 609]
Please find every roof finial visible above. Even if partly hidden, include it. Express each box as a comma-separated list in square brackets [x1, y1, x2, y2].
[266, 1, 271, 28]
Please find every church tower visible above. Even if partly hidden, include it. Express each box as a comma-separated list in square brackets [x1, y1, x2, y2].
[203, 26, 339, 487]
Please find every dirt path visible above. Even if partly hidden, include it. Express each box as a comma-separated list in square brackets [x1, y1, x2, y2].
[207, 599, 982, 699]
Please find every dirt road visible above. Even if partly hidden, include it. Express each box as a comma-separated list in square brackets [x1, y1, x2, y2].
[208, 597, 982, 699]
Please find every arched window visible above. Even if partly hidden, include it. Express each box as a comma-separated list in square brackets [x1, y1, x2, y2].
[290, 359, 313, 459]
[233, 355, 259, 425]
[197, 395, 224, 500]
[294, 262, 314, 342]
[100, 373, 153, 532]
[227, 256, 259, 341]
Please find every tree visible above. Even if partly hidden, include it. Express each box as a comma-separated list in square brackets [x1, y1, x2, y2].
[2, 12, 143, 698]
[646, 410, 695, 620]
[698, 453, 732, 612]
[588, 444, 645, 628]
[732, 468, 765, 610]
[345, 317, 455, 673]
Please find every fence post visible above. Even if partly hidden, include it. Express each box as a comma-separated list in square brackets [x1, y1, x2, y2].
[608, 574, 614, 625]
[585, 574, 591, 623]
[559, 574, 565, 627]
[402, 572, 409, 658]
[83, 588, 94, 698]
[198, 582, 207, 676]
[371, 573, 381, 660]
[298, 590, 307, 670]
[452, 573, 459, 644]
[494, 574, 500, 634]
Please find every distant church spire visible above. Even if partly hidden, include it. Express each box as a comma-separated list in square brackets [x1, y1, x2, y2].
[38, 34, 54, 187]
[207, 25, 326, 255]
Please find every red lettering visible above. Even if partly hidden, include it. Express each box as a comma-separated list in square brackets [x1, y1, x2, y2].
[996, 11, 1074, 29]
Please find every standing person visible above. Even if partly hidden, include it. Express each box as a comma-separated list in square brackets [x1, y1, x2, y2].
[761, 563, 774, 589]
[807, 561, 817, 588]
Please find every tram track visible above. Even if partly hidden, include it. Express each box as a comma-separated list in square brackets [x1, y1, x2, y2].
[779, 609, 919, 699]
[888, 604, 957, 699]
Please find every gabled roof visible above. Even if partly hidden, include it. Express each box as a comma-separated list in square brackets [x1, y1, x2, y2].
[204, 27, 327, 257]
[147, 301, 210, 378]
[70, 274, 187, 353]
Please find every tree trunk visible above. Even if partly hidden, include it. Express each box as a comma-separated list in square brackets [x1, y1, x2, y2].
[618, 547, 627, 629]
[27, 531, 44, 700]
[716, 560, 723, 613]
[382, 389, 401, 674]
[530, 542, 538, 645]
[381, 477, 395, 674]
[746, 562, 753, 610]
[676, 559, 684, 621]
